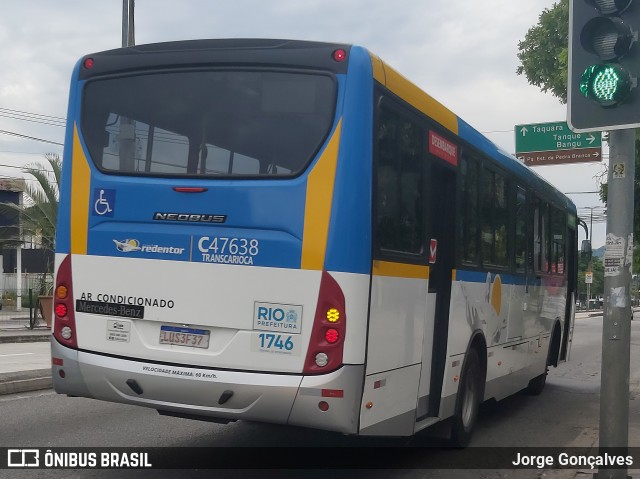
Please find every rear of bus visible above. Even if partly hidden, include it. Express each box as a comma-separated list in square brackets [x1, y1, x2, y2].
[52, 39, 375, 434]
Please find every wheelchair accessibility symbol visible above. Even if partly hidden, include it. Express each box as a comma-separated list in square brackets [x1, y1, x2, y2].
[92, 188, 116, 217]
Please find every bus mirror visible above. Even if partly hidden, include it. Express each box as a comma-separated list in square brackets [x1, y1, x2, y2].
[581, 240, 592, 255]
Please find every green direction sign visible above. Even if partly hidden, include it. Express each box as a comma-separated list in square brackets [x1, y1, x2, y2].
[515, 121, 602, 166]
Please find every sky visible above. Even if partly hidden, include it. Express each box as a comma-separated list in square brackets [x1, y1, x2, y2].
[0, 0, 607, 246]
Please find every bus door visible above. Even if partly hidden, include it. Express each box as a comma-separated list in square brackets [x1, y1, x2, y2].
[560, 225, 577, 361]
[422, 160, 456, 419]
[360, 104, 428, 436]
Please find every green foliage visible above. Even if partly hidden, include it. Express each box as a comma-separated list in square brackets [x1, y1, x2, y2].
[578, 253, 604, 299]
[516, 0, 569, 104]
[0, 153, 60, 267]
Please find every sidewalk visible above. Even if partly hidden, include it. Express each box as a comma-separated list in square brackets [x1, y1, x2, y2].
[0, 314, 52, 395]
[575, 309, 605, 320]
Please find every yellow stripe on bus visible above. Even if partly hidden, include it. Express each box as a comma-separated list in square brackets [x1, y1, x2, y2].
[372, 261, 429, 280]
[377, 61, 458, 136]
[301, 120, 342, 270]
[70, 124, 91, 255]
[369, 52, 386, 84]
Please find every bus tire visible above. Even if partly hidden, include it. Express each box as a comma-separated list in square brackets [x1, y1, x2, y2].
[450, 347, 482, 447]
[525, 367, 547, 395]
[525, 334, 554, 396]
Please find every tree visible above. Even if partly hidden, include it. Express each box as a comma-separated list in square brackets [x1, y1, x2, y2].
[578, 253, 604, 302]
[516, 0, 569, 104]
[0, 153, 61, 273]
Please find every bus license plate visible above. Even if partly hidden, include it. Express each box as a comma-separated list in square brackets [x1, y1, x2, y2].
[159, 326, 210, 349]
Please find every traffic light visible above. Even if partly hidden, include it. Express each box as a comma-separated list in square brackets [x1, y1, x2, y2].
[568, 0, 640, 132]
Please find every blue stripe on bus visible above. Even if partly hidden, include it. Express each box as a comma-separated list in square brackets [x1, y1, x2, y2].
[324, 46, 373, 275]
[56, 60, 84, 254]
[455, 269, 534, 286]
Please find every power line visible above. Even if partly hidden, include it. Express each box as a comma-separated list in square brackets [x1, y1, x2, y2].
[0, 107, 65, 122]
[0, 107, 66, 147]
[0, 112, 65, 128]
[481, 129, 513, 134]
[0, 107, 66, 128]
[0, 129, 63, 146]
[0, 150, 53, 156]
[0, 162, 56, 173]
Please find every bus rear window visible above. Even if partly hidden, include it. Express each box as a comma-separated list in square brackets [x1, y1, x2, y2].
[80, 70, 336, 177]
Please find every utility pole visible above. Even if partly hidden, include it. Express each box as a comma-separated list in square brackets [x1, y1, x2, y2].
[587, 206, 595, 310]
[119, 0, 136, 171]
[598, 129, 634, 479]
[122, 0, 135, 48]
[568, 2, 636, 474]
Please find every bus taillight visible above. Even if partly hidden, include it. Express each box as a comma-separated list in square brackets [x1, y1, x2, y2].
[325, 328, 339, 344]
[53, 255, 78, 349]
[303, 271, 346, 374]
[333, 49, 346, 62]
[55, 303, 68, 317]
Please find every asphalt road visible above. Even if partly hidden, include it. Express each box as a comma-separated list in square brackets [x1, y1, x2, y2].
[1, 314, 638, 479]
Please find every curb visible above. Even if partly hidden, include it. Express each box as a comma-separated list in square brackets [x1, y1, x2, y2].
[0, 368, 52, 396]
[0, 332, 51, 344]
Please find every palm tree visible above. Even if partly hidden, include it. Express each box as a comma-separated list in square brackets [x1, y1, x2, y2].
[0, 153, 60, 284]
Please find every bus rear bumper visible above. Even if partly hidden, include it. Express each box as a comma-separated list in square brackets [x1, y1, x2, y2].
[52, 340, 363, 434]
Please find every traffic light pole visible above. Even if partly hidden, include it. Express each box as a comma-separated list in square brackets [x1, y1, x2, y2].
[597, 128, 634, 479]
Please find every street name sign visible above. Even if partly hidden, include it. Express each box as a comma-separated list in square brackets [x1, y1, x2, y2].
[515, 121, 602, 166]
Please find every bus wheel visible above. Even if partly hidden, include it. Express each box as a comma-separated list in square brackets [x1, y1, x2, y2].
[451, 348, 482, 447]
[525, 336, 553, 395]
[525, 366, 547, 395]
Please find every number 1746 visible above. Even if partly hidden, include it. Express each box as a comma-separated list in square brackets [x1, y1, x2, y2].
[257, 333, 294, 351]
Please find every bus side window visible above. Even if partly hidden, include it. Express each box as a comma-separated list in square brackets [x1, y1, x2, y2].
[460, 155, 479, 265]
[375, 106, 423, 255]
[480, 166, 508, 268]
[514, 185, 527, 272]
[533, 198, 551, 273]
[551, 207, 566, 274]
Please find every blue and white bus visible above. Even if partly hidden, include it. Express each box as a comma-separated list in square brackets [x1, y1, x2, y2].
[52, 39, 577, 446]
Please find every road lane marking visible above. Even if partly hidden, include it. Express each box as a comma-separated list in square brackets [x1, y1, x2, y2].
[0, 353, 34, 357]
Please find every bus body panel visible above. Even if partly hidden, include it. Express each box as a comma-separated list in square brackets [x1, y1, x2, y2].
[68, 254, 323, 372]
[366, 264, 429, 375]
[443, 272, 566, 404]
[359, 364, 422, 436]
[324, 46, 373, 275]
[358, 263, 431, 435]
[288, 363, 365, 434]
[51, 338, 363, 434]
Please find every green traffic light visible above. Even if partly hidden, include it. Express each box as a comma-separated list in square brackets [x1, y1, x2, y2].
[579, 63, 633, 107]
